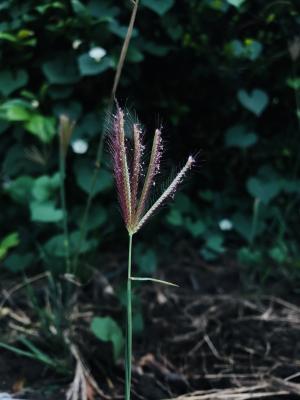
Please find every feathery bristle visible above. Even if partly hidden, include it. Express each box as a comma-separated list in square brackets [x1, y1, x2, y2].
[131, 123, 143, 215]
[133, 156, 195, 233]
[112, 107, 132, 229]
[135, 129, 163, 223]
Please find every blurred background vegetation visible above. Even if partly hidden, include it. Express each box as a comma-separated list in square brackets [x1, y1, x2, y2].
[1, 0, 300, 291]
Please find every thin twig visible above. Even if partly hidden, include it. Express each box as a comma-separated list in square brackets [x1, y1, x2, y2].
[73, 0, 140, 271]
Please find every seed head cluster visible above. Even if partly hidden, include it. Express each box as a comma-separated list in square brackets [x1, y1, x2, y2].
[110, 106, 194, 235]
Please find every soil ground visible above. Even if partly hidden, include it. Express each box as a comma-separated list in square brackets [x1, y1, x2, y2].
[0, 242, 300, 400]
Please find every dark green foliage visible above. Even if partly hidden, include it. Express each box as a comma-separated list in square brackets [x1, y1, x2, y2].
[0, 0, 299, 285]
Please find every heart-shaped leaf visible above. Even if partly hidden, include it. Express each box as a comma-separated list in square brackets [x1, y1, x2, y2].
[91, 317, 124, 362]
[32, 173, 60, 202]
[225, 124, 257, 148]
[0, 232, 19, 260]
[228, 39, 262, 61]
[30, 201, 63, 222]
[78, 53, 113, 76]
[74, 160, 113, 194]
[141, 0, 174, 15]
[44, 231, 97, 257]
[237, 89, 269, 116]
[5, 175, 34, 204]
[25, 114, 56, 143]
[246, 177, 281, 204]
[4, 252, 34, 272]
[42, 55, 80, 84]
[227, 0, 246, 7]
[0, 69, 28, 96]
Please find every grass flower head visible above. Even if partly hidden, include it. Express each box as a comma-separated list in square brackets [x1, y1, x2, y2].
[110, 105, 195, 235]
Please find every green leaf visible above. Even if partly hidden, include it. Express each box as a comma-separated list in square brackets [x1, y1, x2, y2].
[73, 112, 100, 139]
[281, 179, 300, 193]
[246, 177, 281, 204]
[166, 209, 183, 226]
[91, 316, 124, 362]
[0, 232, 19, 260]
[0, 100, 32, 121]
[5, 176, 34, 204]
[78, 53, 113, 76]
[237, 89, 269, 116]
[44, 231, 97, 257]
[238, 246, 262, 266]
[227, 39, 262, 61]
[287, 77, 300, 90]
[4, 252, 34, 272]
[226, 0, 246, 7]
[185, 218, 206, 237]
[0, 31, 36, 46]
[0, 69, 28, 96]
[32, 173, 60, 202]
[48, 85, 73, 99]
[42, 56, 80, 84]
[141, 0, 174, 15]
[135, 245, 157, 274]
[74, 205, 107, 231]
[225, 124, 257, 148]
[36, 2, 65, 14]
[53, 100, 82, 120]
[0, 32, 18, 42]
[243, 39, 263, 61]
[126, 47, 144, 63]
[206, 0, 229, 12]
[132, 312, 144, 334]
[71, 0, 87, 15]
[201, 234, 225, 261]
[0, 120, 9, 134]
[142, 41, 170, 56]
[87, 0, 120, 19]
[172, 193, 192, 213]
[231, 213, 265, 242]
[269, 246, 287, 264]
[30, 201, 63, 222]
[74, 160, 113, 194]
[206, 234, 225, 253]
[231, 213, 253, 242]
[25, 114, 56, 143]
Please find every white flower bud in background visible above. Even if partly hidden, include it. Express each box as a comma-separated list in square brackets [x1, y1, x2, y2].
[89, 47, 107, 62]
[219, 219, 233, 231]
[31, 100, 39, 108]
[288, 36, 300, 61]
[71, 139, 88, 154]
[72, 39, 82, 49]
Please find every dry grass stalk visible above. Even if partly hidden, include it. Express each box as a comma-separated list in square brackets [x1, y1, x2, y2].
[165, 383, 290, 400]
[66, 343, 109, 400]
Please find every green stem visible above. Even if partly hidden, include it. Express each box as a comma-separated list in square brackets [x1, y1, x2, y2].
[59, 146, 70, 273]
[125, 234, 133, 400]
[250, 198, 260, 248]
[292, 62, 300, 178]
